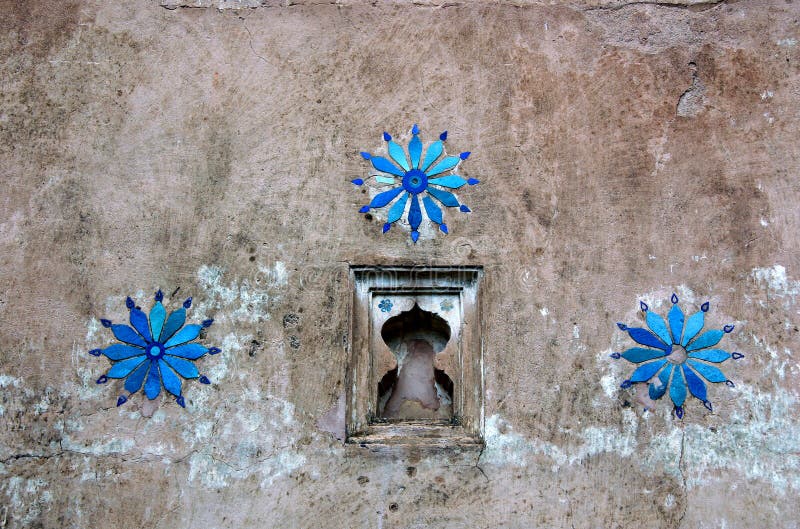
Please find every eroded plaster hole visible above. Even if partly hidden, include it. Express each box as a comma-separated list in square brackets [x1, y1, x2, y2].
[667, 344, 688, 364]
[377, 304, 453, 420]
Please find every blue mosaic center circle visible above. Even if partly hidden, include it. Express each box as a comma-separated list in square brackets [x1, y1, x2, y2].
[402, 169, 428, 194]
[147, 343, 165, 359]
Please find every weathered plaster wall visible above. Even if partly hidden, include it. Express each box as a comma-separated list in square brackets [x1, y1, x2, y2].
[1, 1, 799, 527]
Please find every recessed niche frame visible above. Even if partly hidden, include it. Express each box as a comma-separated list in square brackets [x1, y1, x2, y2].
[347, 266, 484, 448]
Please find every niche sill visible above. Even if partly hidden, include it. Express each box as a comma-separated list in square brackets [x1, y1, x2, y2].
[347, 421, 483, 449]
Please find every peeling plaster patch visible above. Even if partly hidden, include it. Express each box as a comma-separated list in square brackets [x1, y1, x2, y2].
[643, 385, 800, 493]
[677, 65, 706, 118]
[195, 262, 287, 323]
[777, 38, 797, 47]
[482, 412, 638, 468]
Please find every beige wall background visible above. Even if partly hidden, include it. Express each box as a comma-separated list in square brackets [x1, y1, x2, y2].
[1, 1, 799, 527]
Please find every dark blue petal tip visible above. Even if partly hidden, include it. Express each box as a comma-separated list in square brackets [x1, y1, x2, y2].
[96, 375, 108, 385]
[671, 293, 679, 304]
[610, 352, 621, 359]
[411, 124, 419, 134]
[101, 319, 112, 328]
[116, 395, 128, 407]
[360, 151, 372, 160]
[155, 290, 163, 302]
[732, 352, 745, 360]
[701, 301, 710, 312]
[703, 400, 713, 412]
[725, 380, 736, 387]
[724, 324, 735, 333]
[674, 406, 684, 419]
[616, 322, 628, 331]
[467, 178, 479, 185]
[202, 319, 214, 328]
[125, 297, 135, 309]
[439, 224, 448, 234]
[459, 151, 471, 160]
[89, 349, 102, 357]
[209, 347, 221, 355]
[351, 178, 364, 186]
[439, 131, 448, 141]
[411, 231, 420, 243]
[383, 132, 391, 141]
[176, 396, 186, 408]
[382, 223, 391, 233]
[199, 375, 211, 385]
[359, 206, 370, 213]
[459, 205, 471, 213]
[183, 297, 193, 309]
[620, 380, 633, 389]
[640, 301, 649, 312]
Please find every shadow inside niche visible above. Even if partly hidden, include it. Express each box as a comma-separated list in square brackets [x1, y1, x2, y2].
[377, 304, 453, 421]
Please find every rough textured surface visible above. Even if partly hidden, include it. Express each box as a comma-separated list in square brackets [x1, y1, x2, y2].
[1, 1, 799, 527]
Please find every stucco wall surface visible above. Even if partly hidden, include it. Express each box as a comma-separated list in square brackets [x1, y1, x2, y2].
[1, 1, 800, 527]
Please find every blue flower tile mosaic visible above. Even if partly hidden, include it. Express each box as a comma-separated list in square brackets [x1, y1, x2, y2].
[89, 290, 220, 408]
[611, 294, 743, 418]
[354, 124, 479, 243]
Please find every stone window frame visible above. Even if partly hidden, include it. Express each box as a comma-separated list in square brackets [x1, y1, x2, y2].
[347, 265, 484, 448]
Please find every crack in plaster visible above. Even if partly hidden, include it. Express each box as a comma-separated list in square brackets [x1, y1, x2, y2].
[158, 0, 730, 11]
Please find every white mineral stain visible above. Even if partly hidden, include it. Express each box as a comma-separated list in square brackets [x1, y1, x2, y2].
[186, 396, 306, 489]
[3, 477, 53, 526]
[195, 262, 288, 323]
[664, 494, 675, 508]
[60, 436, 135, 456]
[488, 381, 799, 493]
[85, 317, 101, 343]
[596, 348, 622, 401]
[752, 264, 799, 300]
[482, 410, 638, 468]
[644, 384, 800, 493]
[32, 387, 54, 414]
[206, 332, 244, 382]
[777, 38, 797, 47]
[0, 375, 22, 388]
